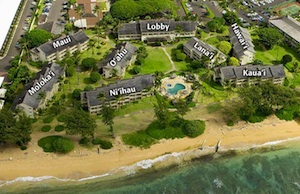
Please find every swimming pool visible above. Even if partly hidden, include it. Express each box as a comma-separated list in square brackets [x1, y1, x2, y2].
[167, 83, 186, 95]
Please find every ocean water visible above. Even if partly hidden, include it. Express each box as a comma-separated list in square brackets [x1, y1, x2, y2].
[1, 142, 300, 194]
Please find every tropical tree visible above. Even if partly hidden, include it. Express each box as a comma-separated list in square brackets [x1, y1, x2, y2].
[64, 108, 97, 139]
[174, 98, 189, 118]
[153, 91, 172, 127]
[101, 105, 116, 137]
[257, 28, 284, 49]
[75, 5, 85, 29]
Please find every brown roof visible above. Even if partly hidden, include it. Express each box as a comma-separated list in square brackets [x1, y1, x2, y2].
[69, 0, 102, 27]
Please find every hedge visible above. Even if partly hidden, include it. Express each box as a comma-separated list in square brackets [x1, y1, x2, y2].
[54, 125, 65, 132]
[41, 125, 51, 132]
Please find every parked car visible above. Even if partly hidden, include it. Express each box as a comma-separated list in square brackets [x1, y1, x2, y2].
[22, 26, 29, 31]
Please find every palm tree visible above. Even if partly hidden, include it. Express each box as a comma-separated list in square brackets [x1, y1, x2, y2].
[88, 39, 96, 54]
[19, 38, 30, 61]
[75, 5, 85, 29]
[93, 4, 101, 18]
[101, 105, 116, 138]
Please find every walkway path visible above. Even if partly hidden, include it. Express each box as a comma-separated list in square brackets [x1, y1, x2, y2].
[162, 47, 177, 74]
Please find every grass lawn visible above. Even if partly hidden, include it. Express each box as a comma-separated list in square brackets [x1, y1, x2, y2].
[141, 47, 173, 74]
[165, 47, 188, 71]
[206, 36, 220, 47]
[114, 96, 155, 116]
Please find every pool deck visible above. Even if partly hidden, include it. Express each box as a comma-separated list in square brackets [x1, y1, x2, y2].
[159, 76, 193, 99]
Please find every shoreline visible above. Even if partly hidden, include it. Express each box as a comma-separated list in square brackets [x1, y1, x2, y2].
[0, 115, 300, 184]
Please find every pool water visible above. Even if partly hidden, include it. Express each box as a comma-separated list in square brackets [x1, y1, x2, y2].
[167, 83, 186, 95]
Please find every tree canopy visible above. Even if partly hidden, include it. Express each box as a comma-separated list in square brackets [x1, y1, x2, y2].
[64, 108, 97, 139]
[110, 0, 175, 20]
[81, 57, 97, 70]
[228, 57, 239, 66]
[0, 109, 32, 148]
[24, 29, 52, 48]
[257, 28, 284, 49]
[207, 17, 225, 32]
[217, 41, 232, 55]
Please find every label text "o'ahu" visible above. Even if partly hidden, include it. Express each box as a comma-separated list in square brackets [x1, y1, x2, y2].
[109, 49, 128, 67]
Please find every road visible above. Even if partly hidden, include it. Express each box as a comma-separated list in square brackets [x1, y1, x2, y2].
[0, 0, 36, 71]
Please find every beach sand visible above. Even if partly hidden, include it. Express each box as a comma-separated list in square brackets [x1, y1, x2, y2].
[0, 112, 300, 181]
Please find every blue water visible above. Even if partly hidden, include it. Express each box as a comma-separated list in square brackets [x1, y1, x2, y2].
[2, 143, 300, 194]
[167, 83, 186, 95]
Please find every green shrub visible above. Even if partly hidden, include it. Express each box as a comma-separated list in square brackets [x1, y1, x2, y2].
[31, 118, 38, 123]
[99, 140, 113, 149]
[122, 131, 156, 148]
[248, 113, 267, 123]
[226, 120, 234, 126]
[146, 120, 185, 139]
[79, 137, 90, 145]
[38, 135, 63, 152]
[43, 116, 54, 123]
[55, 125, 65, 132]
[41, 125, 51, 132]
[275, 105, 300, 121]
[21, 145, 27, 150]
[52, 138, 74, 153]
[57, 115, 67, 122]
[182, 120, 205, 138]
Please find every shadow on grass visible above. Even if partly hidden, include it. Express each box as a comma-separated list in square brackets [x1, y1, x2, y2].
[84, 77, 94, 84]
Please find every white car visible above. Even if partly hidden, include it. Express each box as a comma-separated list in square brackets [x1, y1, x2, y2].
[22, 26, 28, 31]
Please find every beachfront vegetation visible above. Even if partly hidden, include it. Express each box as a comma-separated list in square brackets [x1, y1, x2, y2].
[38, 136, 74, 153]
[0, 109, 32, 149]
[100, 105, 116, 138]
[64, 108, 97, 139]
[54, 125, 65, 132]
[92, 138, 113, 149]
[223, 82, 299, 124]
[182, 120, 206, 138]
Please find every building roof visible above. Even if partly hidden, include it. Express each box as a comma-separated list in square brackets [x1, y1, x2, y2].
[69, 0, 103, 28]
[37, 21, 65, 35]
[269, 16, 300, 44]
[31, 30, 89, 56]
[219, 64, 285, 80]
[11, 63, 64, 110]
[100, 42, 137, 68]
[118, 20, 196, 35]
[229, 24, 255, 58]
[184, 37, 224, 55]
[82, 74, 155, 107]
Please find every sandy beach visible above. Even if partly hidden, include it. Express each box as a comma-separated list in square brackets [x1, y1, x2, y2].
[0, 112, 300, 182]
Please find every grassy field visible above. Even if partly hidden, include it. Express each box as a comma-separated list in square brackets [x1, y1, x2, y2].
[114, 96, 155, 116]
[141, 47, 173, 74]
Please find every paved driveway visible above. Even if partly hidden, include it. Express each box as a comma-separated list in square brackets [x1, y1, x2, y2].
[0, 0, 35, 71]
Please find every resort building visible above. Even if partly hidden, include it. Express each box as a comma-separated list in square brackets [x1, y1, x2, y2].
[11, 63, 65, 118]
[99, 42, 137, 78]
[229, 23, 255, 65]
[30, 31, 89, 62]
[269, 16, 300, 47]
[69, 0, 103, 29]
[183, 37, 227, 69]
[81, 74, 155, 114]
[118, 20, 197, 42]
[213, 64, 285, 87]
